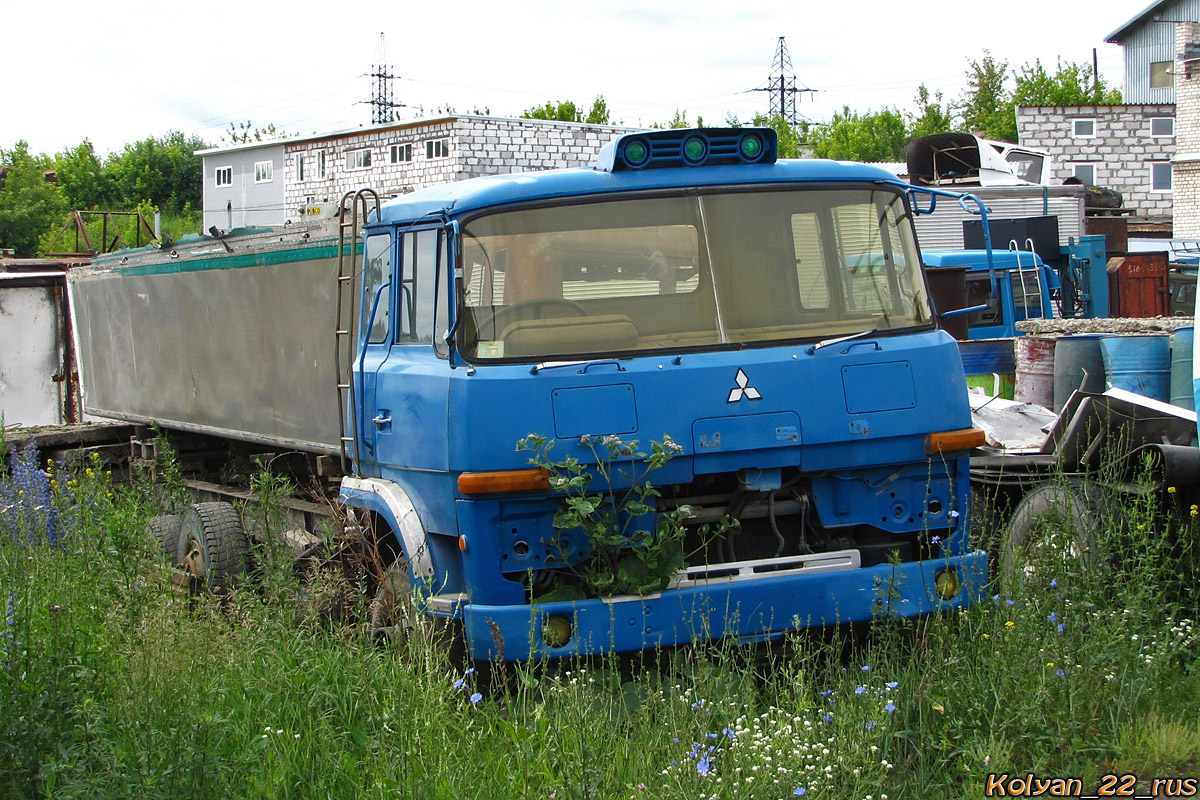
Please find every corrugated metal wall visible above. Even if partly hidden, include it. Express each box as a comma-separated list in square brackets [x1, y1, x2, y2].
[1119, 0, 1200, 103]
[913, 186, 1086, 252]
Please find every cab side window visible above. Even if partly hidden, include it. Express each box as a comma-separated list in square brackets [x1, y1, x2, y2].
[397, 228, 449, 356]
[362, 233, 392, 345]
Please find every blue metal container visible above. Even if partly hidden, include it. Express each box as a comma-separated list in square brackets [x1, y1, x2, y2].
[1100, 335, 1170, 402]
[1052, 334, 1106, 412]
[1171, 327, 1194, 411]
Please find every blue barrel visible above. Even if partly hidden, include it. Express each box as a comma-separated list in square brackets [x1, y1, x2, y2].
[1170, 327, 1194, 411]
[1100, 335, 1171, 402]
[1052, 334, 1106, 412]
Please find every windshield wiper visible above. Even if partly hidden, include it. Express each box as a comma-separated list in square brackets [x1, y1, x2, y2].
[807, 329, 878, 355]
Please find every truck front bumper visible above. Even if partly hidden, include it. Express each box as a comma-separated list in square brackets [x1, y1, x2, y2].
[457, 550, 987, 661]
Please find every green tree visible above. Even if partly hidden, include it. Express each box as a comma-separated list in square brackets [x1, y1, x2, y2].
[53, 140, 115, 211]
[806, 106, 908, 162]
[748, 113, 803, 159]
[906, 84, 954, 140]
[1013, 58, 1122, 106]
[959, 51, 1018, 141]
[0, 141, 66, 257]
[522, 96, 610, 124]
[104, 131, 208, 215]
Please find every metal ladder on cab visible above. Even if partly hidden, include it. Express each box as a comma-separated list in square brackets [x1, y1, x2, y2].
[1008, 237, 1047, 320]
[334, 189, 381, 477]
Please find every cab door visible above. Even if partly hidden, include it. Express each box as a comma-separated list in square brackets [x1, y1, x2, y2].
[359, 227, 452, 477]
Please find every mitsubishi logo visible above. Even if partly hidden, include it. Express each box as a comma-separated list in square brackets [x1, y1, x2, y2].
[727, 369, 762, 402]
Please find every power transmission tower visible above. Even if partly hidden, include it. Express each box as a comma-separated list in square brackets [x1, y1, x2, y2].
[754, 37, 815, 125]
[368, 33, 405, 124]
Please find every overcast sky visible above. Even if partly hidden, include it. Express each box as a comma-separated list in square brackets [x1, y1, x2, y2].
[5, 0, 1150, 157]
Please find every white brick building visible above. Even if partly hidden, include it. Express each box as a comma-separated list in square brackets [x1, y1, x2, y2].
[198, 115, 640, 232]
[1172, 21, 1200, 237]
[1015, 104, 1177, 223]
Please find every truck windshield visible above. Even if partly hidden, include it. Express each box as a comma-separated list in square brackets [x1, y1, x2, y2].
[459, 187, 930, 361]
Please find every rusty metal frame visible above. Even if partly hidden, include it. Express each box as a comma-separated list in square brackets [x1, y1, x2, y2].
[44, 211, 158, 257]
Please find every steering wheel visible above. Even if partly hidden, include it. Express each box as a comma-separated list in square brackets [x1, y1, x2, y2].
[485, 298, 587, 334]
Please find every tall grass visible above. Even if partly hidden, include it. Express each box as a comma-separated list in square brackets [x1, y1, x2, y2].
[2, 442, 1198, 799]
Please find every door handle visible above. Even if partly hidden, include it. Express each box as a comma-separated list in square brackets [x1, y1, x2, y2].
[372, 414, 392, 428]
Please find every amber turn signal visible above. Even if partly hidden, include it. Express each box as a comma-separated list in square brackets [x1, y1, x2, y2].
[924, 427, 987, 455]
[457, 468, 551, 495]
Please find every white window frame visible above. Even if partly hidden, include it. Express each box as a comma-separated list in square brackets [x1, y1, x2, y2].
[1072, 119, 1096, 138]
[1150, 117, 1175, 138]
[214, 165, 232, 188]
[294, 153, 306, 181]
[1071, 163, 1098, 186]
[390, 143, 413, 163]
[1151, 161, 1173, 192]
[315, 150, 327, 180]
[425, 138, 450, 159]
[254, 161, 273, 184]
[346, 148, 373, 171]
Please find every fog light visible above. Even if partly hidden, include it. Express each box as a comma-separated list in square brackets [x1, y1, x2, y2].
[740, 133, 764, 160]
[681, 135, 708, 165]
[542, 614, 573, 648]
[623, 139, 650, 167]
[934, 568, 961, 600]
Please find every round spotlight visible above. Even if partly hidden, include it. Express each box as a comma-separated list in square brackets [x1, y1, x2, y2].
[934, 568, 961, 600]
[740, 134, 765, 161]
[542, 614, 574, 648]
[623, 139, 650, 168]
[681, 135, 708, 165]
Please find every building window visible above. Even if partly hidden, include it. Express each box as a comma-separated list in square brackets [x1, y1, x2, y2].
[316, 150, 327, 180]
[1151, 61, 1174, 89]
[1151, 162, 1173, 192]
[294, 154, 306, 181]
[215, 166, 232, 187]
[346, 148, 372, 170]
[254, 161, 273, 183]
[426, 138, 450, 159]
[1072, 163, 1097, 185]
[1151, 117, 1175, 137]
[390, 143, 413, 163]
[1072, 119, 1095, 137]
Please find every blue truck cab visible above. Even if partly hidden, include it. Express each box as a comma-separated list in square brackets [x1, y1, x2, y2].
[923, 249, 1057, 339]
[339, 128, 988, 660]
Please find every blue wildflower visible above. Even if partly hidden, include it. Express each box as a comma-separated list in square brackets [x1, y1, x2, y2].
[696, 756, 712, 776]
[822, 714, 832, 724]
[1006, 599, 1015, 606]
[1057, 623, 1066, 633]
[453, 678, 466, 690]
[469, 692, 482, 705]
[1056, 669, 1065, 677]
[794, 788, 808, 797]
[931, 535, 941, 544]
[865, 720, 876, 731]
[722, 728, 735, 740]
[1048, 612, 1057, 623]
[861, 665, 871, 672]
[706, 732, 718, 739]
[855, 685, 866, 695]
[885, 702, 897, 713]
[886, 681, 899, 690]
[1049, 579, 1057, 587]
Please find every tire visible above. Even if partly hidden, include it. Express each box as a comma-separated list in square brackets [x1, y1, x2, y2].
[369, 558, 417, 644]
[1000, 479, 1112, 591]
[146, 514, 184, 566]
[179, 502, 251, 595]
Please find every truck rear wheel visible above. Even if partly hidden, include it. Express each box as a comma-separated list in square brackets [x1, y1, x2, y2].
[1000, 479, 1111, 592]
[180, 502, 251, 595]
[146, 514, 184, 566]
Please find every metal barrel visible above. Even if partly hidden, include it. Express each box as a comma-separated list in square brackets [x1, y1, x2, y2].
[1052, 334, 1106, 412]
[1170, 326, 1194, 411]
[1014, 336, 1056, 409]
[1100, 334, 1171, 402]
